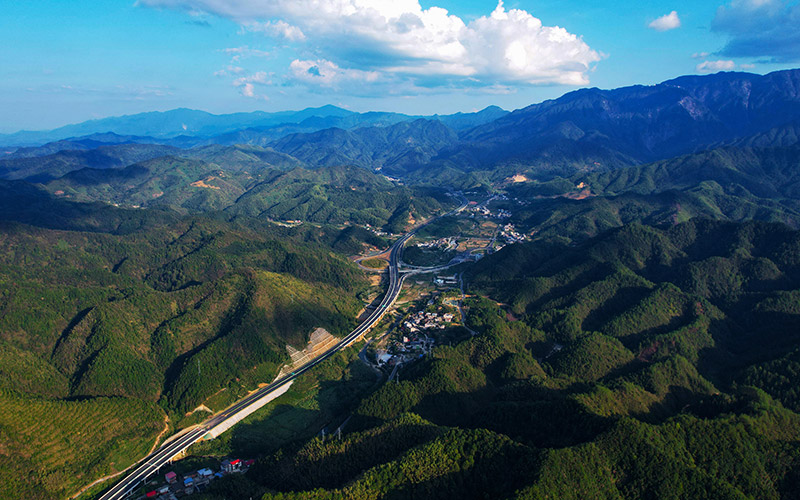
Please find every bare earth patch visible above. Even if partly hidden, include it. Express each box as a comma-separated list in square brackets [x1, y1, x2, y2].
[191, 177, 221, 190]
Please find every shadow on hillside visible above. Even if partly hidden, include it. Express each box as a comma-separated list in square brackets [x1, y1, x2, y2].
[225, 372, 379, 459]
[0, 179, 177, 234]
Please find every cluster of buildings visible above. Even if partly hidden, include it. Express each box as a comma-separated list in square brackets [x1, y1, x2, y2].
[362, 223, 388, 237]
[433, 275, 458, 286]
[376, 310, 457, 367]
[416, 237, 455, 250]
[500, 224, 525, 244]
[402, 310, 455, 335]
[145, 458, 255, 499]
[466, 204, 513, 220]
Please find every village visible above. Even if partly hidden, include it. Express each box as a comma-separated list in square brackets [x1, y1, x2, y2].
[136, 457, 254, 500]
[373, 277, 467, 375]
[499, 223, 525, 244]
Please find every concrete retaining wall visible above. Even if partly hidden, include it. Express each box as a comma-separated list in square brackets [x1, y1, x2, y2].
[205, 382, 293, 439]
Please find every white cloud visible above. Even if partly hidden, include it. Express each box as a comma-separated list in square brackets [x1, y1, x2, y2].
[289, 59, 380, 87]
[692, 52, 710, 59]
[696, 59, 736, 73]
[240, 83, 256, 97]
[139, 0, 601, 88]
[232, 71, 270, 99]
[221, 46, 269, 61]
[649, 11, 681, 31]
[244, 20, 306, 41]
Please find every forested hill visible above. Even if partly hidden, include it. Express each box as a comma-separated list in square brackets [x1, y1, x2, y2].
[0, 205, 370, 499]
[581, 144, 800, 200]
[34, 158, 453, 230]
[493, 143, 800, 246]
[199, 218, 800, 499]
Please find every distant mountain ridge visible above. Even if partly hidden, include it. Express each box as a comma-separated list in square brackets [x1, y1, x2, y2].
[441, 69, 800, 177]
[0, 105, 509, 148]
[4, 69, 800, 187]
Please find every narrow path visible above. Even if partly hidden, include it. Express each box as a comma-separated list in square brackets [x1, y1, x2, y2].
[147, 415, 172, 455]
[71, 471, 127, 500]
[72, 414, 170, 499]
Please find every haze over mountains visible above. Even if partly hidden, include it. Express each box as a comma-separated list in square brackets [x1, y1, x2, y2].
[3, 70, 799, 185]
[0, 104, 510, 149]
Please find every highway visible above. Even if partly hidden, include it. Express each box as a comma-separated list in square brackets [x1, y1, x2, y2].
[98, 229, 414, 500]
[98, 196, 468, 500]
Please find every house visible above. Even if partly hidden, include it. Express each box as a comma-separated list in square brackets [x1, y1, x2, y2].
[183, 477, 194, 494]
[197, 468, 213, 478]
[146, 491, 157, 498]
[165, 471, 177, 484]
[221, 458, 241, 473]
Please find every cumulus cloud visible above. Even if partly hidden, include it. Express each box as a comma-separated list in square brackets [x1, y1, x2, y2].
[289, 59, 380, 87]
[240, 82, 256, 97]
[139, 0, 601, 88]
[649, 11, 681, 31]
[696, 59, 736, 73]
[232, 71, 270, 99]
[712, 0, 800, 62]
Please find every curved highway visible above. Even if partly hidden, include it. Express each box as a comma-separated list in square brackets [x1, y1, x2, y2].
[98, 196, 468, 500]
[98, 231, 414, 500]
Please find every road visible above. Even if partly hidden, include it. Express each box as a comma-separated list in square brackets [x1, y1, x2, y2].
[98, 198, 468, 500]
[98, 233, 413, 500]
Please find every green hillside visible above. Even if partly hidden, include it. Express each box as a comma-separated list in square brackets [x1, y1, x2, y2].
[0, 208, 369, 498]
[494, 145, 800, 245]
[192, 219, 800, 500]
[39, 157, 452, 229]
[0, 143, 180, 182]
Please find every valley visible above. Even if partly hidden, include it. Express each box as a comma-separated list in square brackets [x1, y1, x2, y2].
[1, 68, 800, 500]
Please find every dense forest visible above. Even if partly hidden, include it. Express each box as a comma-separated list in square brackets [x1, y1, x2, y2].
[192, 219, 800, 500]
[0, 200, 377, 499]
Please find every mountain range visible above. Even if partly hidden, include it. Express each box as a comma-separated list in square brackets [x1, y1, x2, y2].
[0, 105, 509, 149]
[4, 68, 800, 500]
[5, 70, 799, 186]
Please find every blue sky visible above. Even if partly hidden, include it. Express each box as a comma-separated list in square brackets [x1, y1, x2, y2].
[1, 0, 798, 132]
